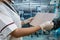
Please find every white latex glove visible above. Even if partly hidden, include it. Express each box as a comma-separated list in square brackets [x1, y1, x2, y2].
[24, 17, 33, 24]
[40, 21, 54, 32]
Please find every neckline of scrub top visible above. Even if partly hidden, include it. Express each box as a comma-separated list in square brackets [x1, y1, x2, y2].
[2, 1, 16, 13]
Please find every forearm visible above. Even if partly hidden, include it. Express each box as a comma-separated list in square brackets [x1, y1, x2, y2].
[21, 21, 25, 25]
[11, 26, 41, 38]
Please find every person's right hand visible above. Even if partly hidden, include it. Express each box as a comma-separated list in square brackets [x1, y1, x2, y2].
[24, 17, 33, 24]
[39, 21, 54, 32]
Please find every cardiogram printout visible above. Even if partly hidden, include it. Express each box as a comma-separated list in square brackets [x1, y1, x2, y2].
[30, 13, 55, 26]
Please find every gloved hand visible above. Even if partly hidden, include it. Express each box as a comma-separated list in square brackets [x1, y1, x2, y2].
[24, 17, 33, 24]
[39, 21, 54, 32]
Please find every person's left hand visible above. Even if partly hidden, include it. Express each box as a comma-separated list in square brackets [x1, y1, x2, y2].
[24, 17, 33, 24]
[40, 21, 54, 32]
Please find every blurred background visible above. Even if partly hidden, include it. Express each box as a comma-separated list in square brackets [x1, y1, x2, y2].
[11, 0, 60, 40]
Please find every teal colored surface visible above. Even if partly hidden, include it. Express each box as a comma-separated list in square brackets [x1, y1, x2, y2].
[23, 35, 58, 40]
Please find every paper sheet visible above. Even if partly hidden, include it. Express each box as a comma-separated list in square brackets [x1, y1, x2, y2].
[30, 13, 55, 26]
